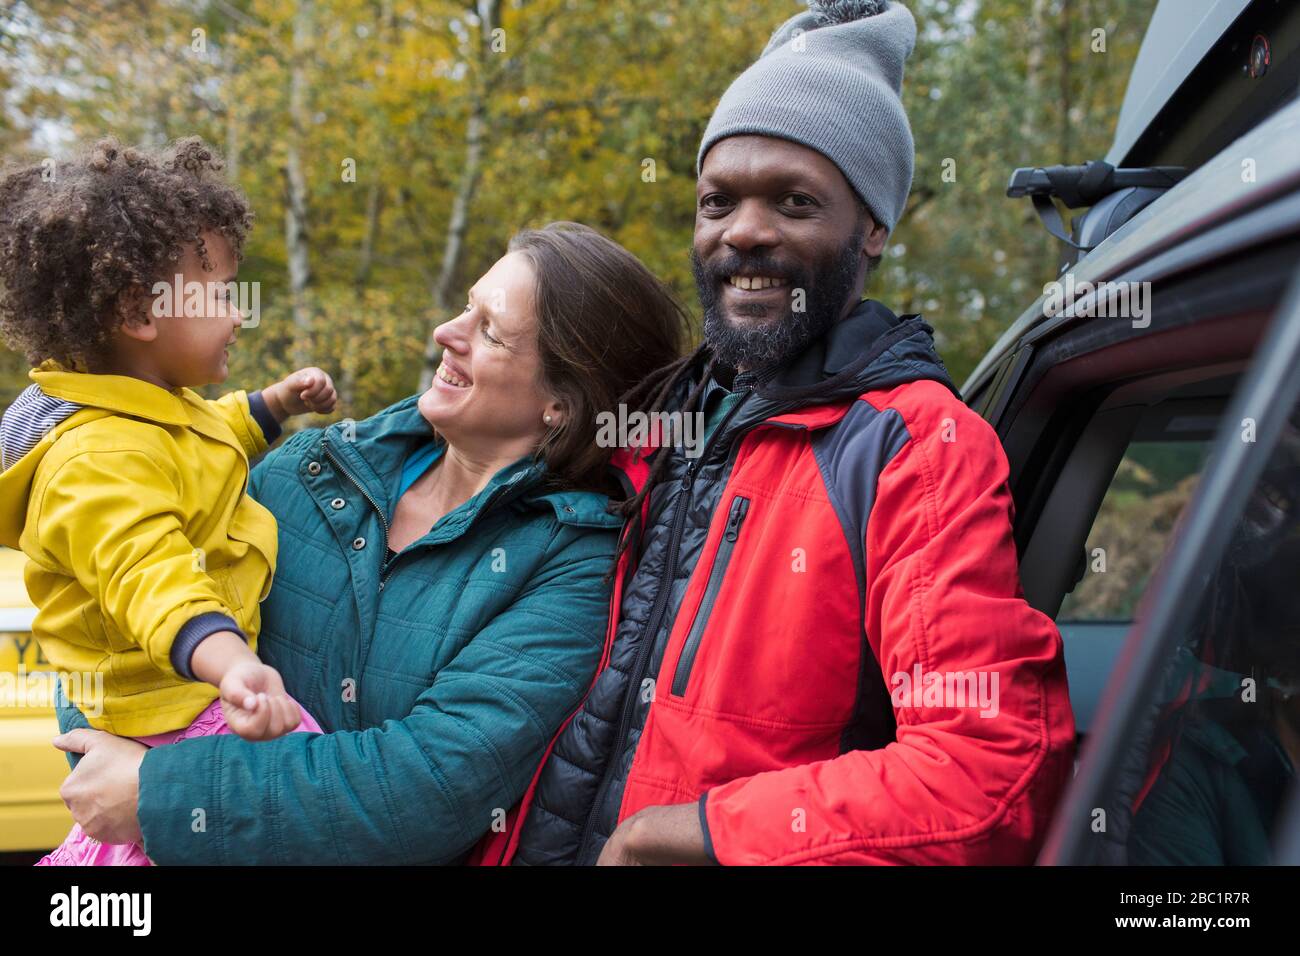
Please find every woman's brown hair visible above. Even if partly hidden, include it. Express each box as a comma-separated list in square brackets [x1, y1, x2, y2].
[509, 222, 689, 497]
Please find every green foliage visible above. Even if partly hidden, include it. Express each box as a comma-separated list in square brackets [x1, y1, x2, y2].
[0, 0, 1156, 419]
[890, 0, 1158, 382]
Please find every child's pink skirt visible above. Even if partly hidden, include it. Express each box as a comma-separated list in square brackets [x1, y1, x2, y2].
[36, 695, 321, 866]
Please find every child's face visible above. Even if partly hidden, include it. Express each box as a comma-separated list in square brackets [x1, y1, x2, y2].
[143, 230, 243, 388]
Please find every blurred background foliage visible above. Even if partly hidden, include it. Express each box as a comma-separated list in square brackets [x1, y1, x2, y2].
[0, 0, 1157, 425]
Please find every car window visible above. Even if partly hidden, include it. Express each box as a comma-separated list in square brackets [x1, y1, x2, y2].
[1058, 440, 1208, 623]
[1100, 397, 1300, 865]
[1055, 427, 1216, 735]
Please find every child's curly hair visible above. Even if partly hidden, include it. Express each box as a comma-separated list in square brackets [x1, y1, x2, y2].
[0, 136, 253, 370]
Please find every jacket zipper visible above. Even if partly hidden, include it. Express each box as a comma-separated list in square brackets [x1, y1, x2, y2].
[669, 494, 749, 697]
[574, 384, 754, 861]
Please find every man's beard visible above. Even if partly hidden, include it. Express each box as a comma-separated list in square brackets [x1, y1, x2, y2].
[691, 223, 866, 373]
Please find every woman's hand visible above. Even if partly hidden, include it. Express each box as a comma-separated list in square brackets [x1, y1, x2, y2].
[51, 729, 147, 845]
[220, 660, 302, 741]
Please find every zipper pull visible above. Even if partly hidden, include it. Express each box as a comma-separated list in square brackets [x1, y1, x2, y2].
[724, 497, 749, 541]
[681, 459, 697, 489]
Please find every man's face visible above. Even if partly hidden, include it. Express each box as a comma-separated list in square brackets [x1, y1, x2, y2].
[692, 135, 888, 371]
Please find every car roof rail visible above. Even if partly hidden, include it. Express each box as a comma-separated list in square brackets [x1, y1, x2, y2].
[1007, 160, 1189, 256]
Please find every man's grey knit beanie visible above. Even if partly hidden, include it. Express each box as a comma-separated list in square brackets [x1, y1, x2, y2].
[697, 0, 917, 233]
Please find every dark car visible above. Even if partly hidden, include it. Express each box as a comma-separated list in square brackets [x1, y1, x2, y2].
[960, 0, 1300, 865]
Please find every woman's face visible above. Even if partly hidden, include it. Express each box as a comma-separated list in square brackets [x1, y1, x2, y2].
[417, 251, 563, 461]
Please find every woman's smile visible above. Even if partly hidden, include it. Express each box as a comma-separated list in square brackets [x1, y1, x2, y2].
[434, 359, 472, 389]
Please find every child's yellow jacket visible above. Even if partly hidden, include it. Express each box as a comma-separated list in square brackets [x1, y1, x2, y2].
[0, 364, 279, 736]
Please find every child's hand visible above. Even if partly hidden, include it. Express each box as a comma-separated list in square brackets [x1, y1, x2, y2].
[218, 660, 302, 741]
[265, 367, 337, 420]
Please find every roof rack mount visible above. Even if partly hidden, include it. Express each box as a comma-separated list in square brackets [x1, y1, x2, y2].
[1008, 159, 1188, 251]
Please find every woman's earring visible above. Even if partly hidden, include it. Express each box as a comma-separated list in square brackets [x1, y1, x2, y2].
[544, 414, 553, 425]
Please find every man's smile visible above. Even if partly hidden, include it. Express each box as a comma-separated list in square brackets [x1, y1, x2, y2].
[726, 274, 790, 290]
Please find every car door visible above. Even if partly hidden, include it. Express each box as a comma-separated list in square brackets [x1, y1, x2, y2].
[1039, 264, 1300, 865]
[968, 240, 1288, 763]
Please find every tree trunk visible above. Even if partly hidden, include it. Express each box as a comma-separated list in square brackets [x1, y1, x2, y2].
[1059, 0, 1074, 160]
[353, 0, 393, 295]
[417, 0, 498, 393]
[285, 0, 314, 368]
[225, 55, 240, 184]
[1022, 0, 1048, 146]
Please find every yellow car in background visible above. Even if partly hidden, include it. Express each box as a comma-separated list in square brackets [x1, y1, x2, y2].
[0, 546, 71, 852]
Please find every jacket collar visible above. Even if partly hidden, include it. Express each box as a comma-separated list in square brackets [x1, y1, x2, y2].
[0, 365, 263, 549]
[30, 361, 194, 426]
[29, 362, 262, 462]
[672, 299, 960, 438]
[758, 298, 958, 401]
[317, 395, 620, 530]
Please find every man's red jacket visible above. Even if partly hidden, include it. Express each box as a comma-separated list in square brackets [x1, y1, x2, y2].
[475, 300, 1076, 865]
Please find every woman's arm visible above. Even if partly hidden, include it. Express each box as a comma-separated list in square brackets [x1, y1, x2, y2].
[133, 527, 614, 864]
